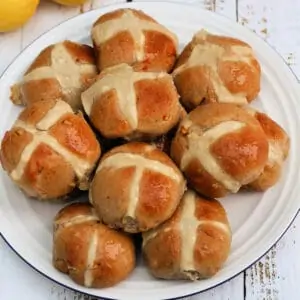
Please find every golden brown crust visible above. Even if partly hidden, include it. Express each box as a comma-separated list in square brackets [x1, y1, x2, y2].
[90, 142, 186, 233]
[63, 40, 95, 64]
[245, 110, 290, 191]
[142, 190, 231, 280]
[53, 203, 136, 288]
[193, 224, 231, 277]
[0, 128, 33, 173]
[49, 114, 100, 163]
[135, 77, 181, 135]
[96, 31, 135, 71]
[173, 30, 261, 110]
[184, 159, 227, 198]
[21, 78, 63, 106]
[136, 169, 180, 230]
[18, 99, 57, 125]
[218, 60, 260, 102]
[134, 30, 177, 72]
[170, 103, 269, 198]
[90, 89, 132, 138]
[173, 66, 211, 111]
[22, 144, 76, 199]
[82, 64, 181, 140]
[211, 126, 269, 183]
[26, 45, 55, 74]
[0, 99, 101, 200]
[91, 8, 178, 72]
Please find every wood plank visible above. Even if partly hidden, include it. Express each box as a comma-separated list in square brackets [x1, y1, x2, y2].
[237, 1, 300, 299]
[238, 0, 300, 80]
[244, 215, 300, 300]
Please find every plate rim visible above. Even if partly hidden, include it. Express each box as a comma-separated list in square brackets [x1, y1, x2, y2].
[0, 1, 300, 299]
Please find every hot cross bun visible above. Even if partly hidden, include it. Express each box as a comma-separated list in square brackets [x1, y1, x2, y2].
[171, 103, 269, 198]
[89, 142, 186, 233]
[173, 30, 261, 110]
[91, 8, 178, 72]
[245, 108, 290, 191]
[53, 202, 135, 288]
[0, 99, 101, 200]
[142, 190, 231, 280]
[10, 40, 98, 111]
[81, 63, 182, 140]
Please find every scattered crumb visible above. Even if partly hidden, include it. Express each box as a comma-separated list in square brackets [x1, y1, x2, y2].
[261, 28, 268, 37]
[287, 52, 295, 66]
[204, 0, 215, 11]
[240, 17, 249, 26]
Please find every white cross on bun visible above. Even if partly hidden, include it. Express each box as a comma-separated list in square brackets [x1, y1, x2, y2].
[0, 99, 101, 200]
[91, 8, 178, 72]
[53, 202, 135, 288]
[173, 30, 261, 110]
[142, 189, 231, 280]
[89, 142, 186, 233]
[81, 63, 182, 140]
[171, 103, 269, 198]
[10, 40, 98, 111]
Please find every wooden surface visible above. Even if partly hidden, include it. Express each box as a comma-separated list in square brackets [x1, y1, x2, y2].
[0, 1, 299, 299]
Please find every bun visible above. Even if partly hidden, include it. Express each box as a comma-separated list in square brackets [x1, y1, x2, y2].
[245, 108, 290, 191]
[143, 190, 231, 280]
[53, 202, 135, 288]
[91, 8, 178, 72]
[0, 99, 101, 200]
[89, 142, 186, 233]
[10, 40, 97, 111]
[81, 63, 182, 140]
[173, 30, 261, 110]
[171, 103, 269, 198]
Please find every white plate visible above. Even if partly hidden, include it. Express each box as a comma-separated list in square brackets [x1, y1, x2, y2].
[0, 1, 300, 300]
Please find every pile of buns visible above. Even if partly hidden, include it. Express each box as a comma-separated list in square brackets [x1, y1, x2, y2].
[0, 8, 290, 289]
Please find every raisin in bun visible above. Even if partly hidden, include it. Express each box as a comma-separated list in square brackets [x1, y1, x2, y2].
[10, 40, 97, 111]
[89, 142, 186, 233]
[173, 30, 261, 110]
[0, 99, 101, 200]
[143, 190, 231, 280]
[91, 8, 178, 72]
[245, 108, 290, 191]
[53, 202, 135, 288]
[81, 63, 182, 140]
[171, 103, 269, 198]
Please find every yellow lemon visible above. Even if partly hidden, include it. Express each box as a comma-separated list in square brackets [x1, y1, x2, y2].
[52, 0, 88, 6]
[0, 0, 40, 33]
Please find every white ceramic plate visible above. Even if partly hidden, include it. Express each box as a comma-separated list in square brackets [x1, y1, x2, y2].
[0, 1, 300, 300]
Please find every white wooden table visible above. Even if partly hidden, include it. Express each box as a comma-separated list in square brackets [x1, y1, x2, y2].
[0, 1, 299, 299]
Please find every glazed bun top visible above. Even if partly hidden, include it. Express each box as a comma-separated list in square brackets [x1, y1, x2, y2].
[81, 63, 182, 140]
[53, 202, 135, 288]
[90, 142, 186, 233]
[0, 99, 101, 199]
[171, 103, 269, 198]
[142, 189, 231, 280]
[173, 30, 261, 109]
[10, 40, 97, 111]
[91, 8, 178, 72]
